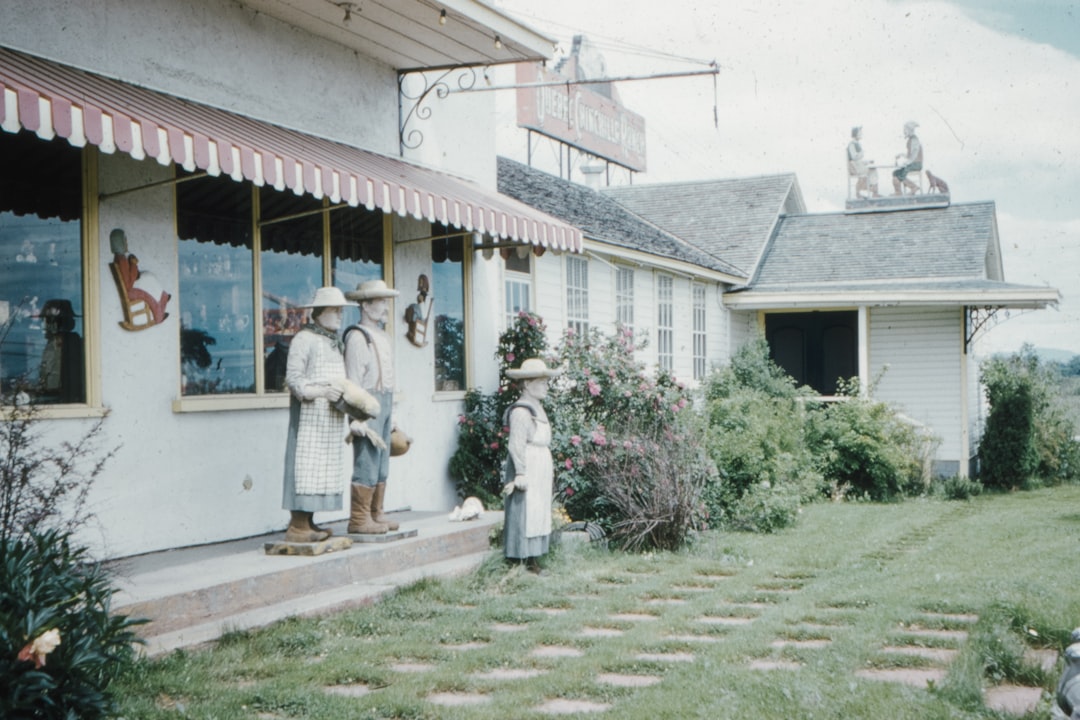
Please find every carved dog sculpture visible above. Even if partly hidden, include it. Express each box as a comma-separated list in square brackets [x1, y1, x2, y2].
[926, 170, 950, 194]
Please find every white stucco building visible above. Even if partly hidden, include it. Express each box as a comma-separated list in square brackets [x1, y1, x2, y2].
[0, 0, 581, 558]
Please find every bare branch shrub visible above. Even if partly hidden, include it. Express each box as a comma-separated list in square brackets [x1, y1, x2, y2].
[589, 415, 713, 552]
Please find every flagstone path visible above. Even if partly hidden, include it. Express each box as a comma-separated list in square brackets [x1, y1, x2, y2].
[307, 568, 1052, 718]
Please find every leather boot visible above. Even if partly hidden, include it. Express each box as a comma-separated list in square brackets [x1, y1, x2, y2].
[371, 482, 399, 531]
[285, 511, 330, 543]
[310, 516, 333, 536]
[348, 484, 387, 534]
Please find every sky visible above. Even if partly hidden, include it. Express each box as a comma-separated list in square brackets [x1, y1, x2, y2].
[492, 0, 1080, 358]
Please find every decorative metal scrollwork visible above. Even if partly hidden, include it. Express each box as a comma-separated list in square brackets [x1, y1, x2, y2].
[965, 305, 1001, 351]
[398, 67, 478, 153]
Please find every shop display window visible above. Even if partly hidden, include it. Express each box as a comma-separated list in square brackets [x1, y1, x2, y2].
[177, 175, 255, 395]
[0, 130, 85, 405]
[177, 173, 384, 398]
[432, 229, 466, 392]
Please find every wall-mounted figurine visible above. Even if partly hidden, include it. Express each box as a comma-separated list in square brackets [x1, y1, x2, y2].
[404, 273, 433, 348]
[108, 228, 171, 331]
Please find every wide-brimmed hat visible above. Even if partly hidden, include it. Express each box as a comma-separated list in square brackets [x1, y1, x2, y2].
[505, 358, 562, 380]
[345, 279, 400, 302]
[904, 120, 919, 133]
[300, 286, 356, 308]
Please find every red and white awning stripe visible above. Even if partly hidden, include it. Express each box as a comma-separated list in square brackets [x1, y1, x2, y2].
[0, 47, 582, 253]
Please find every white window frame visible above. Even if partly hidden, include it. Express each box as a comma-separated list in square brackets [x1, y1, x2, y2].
[615, 265, 634, 333]
[503, 250, 532, 329]
[692, 282, 707, 380]
[566, 255, 589, 336]
[657, 273, 674, 372]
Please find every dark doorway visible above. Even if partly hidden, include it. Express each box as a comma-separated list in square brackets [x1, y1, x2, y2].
[765, 311, 857, 395]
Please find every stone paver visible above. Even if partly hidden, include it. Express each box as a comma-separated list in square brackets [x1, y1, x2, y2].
[390, 662, 433, 673]
[473, 668, 547, 680]
[645, 597, 688, 606]
[983, 684, 1043, 715]
[443, 641, 488, 651]
[750, 659, 802, 670]
[897, 627, 969, 642]
[532, 645, 585, 658]
[491, 622, 528, 632]
[770, 638, 832, 649]
[597, 672, 662, 687]
[881, 645, 959, 663]
[609, 612, 659, 622]
[666, 633, 720, 643]
[1025, 648, 1059, 672]
[635, 651, 695, 662]
[324, 683, 370, 697]
[536, 698, 612, 714]
[427, 691, 490, 706]
[854, 667, 946, 687]
[697, 615, 755, 626]
[581, 626, 624, 638]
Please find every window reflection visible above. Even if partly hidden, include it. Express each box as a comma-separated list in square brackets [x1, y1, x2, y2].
[432, 230, 465, 392]
[260, 187, 324, 392]
[0, 130, 85, 404]
[177, 174, 255, 395]
[331, 205, 384, 329]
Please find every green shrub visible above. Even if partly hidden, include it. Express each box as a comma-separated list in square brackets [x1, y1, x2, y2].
[937, 475, 983, 501]
[806, 379, 935, 501]
[702, 337, 823, 525]
[979, 346, 1080, 489]
[723, 481, 803, 533]
[0, 529, 143, 719]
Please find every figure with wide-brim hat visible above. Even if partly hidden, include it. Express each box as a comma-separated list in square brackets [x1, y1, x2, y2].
[343, 278, 407, 534]
[501, 358, 561, 572]
[281, 286, 358, 543]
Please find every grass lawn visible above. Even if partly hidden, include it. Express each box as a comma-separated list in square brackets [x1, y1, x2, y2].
[115, 485, 1080, 719]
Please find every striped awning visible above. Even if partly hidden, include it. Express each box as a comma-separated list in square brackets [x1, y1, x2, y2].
[0, 47, 582, 253]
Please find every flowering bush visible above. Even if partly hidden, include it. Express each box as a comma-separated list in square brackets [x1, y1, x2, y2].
[449, 317, 707, 549]
[0, 529, 143, 719]
[546, 325, 697, 531]
[449, 312, 554, 504]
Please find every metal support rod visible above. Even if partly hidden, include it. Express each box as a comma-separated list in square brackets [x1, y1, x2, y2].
[448, 66, 719, 94]
[258, 202, 350, 228]
[98, 171, 207, 201]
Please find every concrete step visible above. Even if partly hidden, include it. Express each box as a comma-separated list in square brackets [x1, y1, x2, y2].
[109, 511, 501, 656]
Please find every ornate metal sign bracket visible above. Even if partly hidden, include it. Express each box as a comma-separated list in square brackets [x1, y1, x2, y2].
[398, 66, 478, 154]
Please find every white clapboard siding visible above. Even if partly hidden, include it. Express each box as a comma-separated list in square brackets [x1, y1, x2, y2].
[869, 306, 964, 467]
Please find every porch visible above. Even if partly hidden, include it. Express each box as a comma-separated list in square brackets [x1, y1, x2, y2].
[109, 511, 503, 657]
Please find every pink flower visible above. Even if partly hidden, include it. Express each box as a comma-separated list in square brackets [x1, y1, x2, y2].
[587, 379, 600, 397]
[678, 397, 688, 408]
[565, 487, 575, 497]
[457, 414, 466, 424]
[489, 441, 499, 450]
[591, 429, 607, 446]
[671, 404, 681, 413]
[623, 440, 633, 449]
[565, 458, 573, 469]
[505, 352, 515, 362]
[570, 434, 582, 446]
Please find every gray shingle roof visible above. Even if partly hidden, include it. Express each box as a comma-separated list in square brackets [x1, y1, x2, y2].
[601, 174, 803, 275]
[750, 202, 998, 288]
[496, 157, 743, 276]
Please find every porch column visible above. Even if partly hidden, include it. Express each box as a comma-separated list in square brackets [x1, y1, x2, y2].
[858, 306, 870, 397]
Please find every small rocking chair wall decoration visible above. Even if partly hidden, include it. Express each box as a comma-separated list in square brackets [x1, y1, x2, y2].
[108, 228, 171, 332]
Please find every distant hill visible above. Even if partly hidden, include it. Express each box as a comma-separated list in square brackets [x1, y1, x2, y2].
[1035, 348, 1078, 364]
